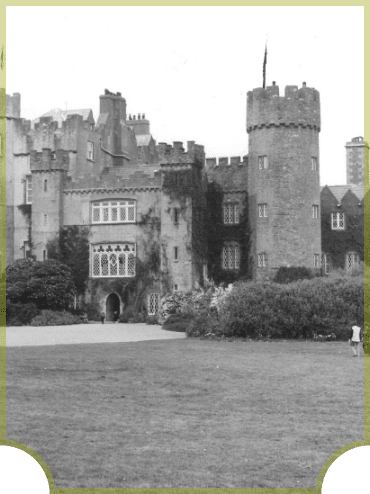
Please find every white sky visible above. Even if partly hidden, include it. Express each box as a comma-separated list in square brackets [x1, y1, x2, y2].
[6, 6, 364, 186]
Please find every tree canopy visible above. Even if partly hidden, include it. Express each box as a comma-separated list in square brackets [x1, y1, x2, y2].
[6, 259, 76, 310]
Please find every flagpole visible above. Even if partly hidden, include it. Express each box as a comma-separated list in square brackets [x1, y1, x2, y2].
[263, 43, 267, 89]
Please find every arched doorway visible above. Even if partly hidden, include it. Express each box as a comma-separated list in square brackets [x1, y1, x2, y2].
[106, 293, 120, 322]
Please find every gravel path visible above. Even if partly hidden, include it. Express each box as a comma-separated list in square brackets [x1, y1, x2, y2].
[4, 323, 186, 347]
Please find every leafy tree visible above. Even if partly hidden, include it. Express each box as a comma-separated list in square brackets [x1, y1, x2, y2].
[47, 226, 90, 296]
[6, 259, 76, 310]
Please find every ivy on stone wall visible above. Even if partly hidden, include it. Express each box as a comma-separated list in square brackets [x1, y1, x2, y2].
[321, 209, 364, 269]
[162, 166, 207, 282]
[206, 181, 252, 285]
[17, 204, 33, 257]
[47, 226, 91, 296]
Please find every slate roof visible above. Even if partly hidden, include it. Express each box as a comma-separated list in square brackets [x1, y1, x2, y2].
[32, 108, 94, 127]
[321, 184, 364, 202]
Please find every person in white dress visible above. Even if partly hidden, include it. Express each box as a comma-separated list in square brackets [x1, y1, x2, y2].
[349, 324, 362, 357]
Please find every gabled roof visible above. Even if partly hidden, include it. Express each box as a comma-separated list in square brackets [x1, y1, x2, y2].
[321, 184, 364, 202]
[32, 108, 95, 128]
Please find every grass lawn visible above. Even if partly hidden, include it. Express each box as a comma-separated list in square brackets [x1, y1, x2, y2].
[6, 338, 364, 488]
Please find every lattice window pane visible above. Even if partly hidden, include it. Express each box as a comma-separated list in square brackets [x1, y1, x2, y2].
[101, 254, 109, 276]
[128, 254, 136, 276]
[103, 207, 109, 222]
[118, 254, 126, 276]
[223, 247, 228, 269]
[120, 206, 126, 221]
[339, 213, 344, 228]
[93, 254, 100, 276]
[258, 254, 263, 267]
[110, 253, 117, 276]
[148, 294, 159, 315]
[93, 207, 100, 222]
[224, 205, 229, 224]
[111, 207, 118, 222]
[234, 204, 240, 224]
[258, 156, 264, 169]
[235, 246, 240, 269]
[128, 206, 135, 222]
[229, 204, 234, 224]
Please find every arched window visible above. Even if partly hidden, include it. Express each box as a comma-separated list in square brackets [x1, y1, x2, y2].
[222, 243, 240, 270]
[92, 243, 136, 277]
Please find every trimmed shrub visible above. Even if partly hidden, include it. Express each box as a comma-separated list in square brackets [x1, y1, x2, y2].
[30, 310, 83, 326]
[218, 277, 363, 340]
[273, 266, 316, 284]
[146, 315, 159, 325]
[163, 313, 192, 332]
[119, 306, 138, 323]
[186, 312, 222, 338]
[6, 301, 39, 326]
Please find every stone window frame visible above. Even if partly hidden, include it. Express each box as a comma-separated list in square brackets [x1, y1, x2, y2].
[257, 252, 268, 268]
[147, 293, 160, 316]
[346, 252, 360, 271]
[331, 212, 345, 230]
[92, 200, 136, 224]
[321, 253, 332, 274]
[313, 253, 320, 268]
[312, 204, 319, 219]
[258, 203, 268, 218]
[258, 155, 268, 170]
[43, 214, 48, 227]
[222, 242, 241, 270]
[174, 246, 179, 261]
[311, 156, 318, 171]
[43, 179, 48, 193]
[223, 202, 240, 224]
[26, 175, 32, 204]
[87, 141, 94, 161]
[91, 243, 136, 278]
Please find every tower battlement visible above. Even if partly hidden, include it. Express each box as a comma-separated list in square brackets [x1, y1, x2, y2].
[158, 140, 205, 166]
[30, 148, 69, 172]
[247, 83, 320, 133]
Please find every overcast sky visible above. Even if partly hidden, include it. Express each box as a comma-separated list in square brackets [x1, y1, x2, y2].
[6, 6, 364, 185]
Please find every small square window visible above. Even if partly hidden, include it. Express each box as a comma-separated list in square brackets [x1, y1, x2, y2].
[331, 212, 345, 230]
[258, 203, 268, 217]
[87, 141, 94, 161]
[258, 155, 268, 169]
[26, 176, 32, 204]
[257, 252, 268, 268]
[173, 208, 179, 224]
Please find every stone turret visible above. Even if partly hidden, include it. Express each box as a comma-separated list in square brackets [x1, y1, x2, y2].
[247, 83, 321, 278]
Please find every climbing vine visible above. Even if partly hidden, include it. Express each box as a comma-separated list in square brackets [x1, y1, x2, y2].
[17, 204, 33, 257]
[206, 181, 252, 285]
[162, 166, 207, 282]
[47, 225, 91, 296]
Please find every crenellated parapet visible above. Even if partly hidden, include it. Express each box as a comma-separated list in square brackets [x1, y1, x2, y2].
[206, 156, 248, 191]
[30, 148, 69, 172]
[206, 155, 248, 168]
[158, 140, 205, 166]
[247, 83, 320, 133]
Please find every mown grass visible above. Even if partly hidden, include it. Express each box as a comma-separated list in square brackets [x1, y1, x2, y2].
[6, 339, 364, 488]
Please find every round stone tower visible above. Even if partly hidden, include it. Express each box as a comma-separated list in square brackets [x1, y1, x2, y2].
[246, 82, 321, 278]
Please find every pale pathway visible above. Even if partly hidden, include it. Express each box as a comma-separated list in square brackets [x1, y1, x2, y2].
[5, 323, 186, 347]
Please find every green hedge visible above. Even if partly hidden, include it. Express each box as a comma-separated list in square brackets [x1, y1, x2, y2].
[30, 310, 83, 327]
[217, 276, 363, 340]
[6, 301, 39, 326]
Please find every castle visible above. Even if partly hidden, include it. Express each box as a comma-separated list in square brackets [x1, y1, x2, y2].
[4, 84, 366, 320]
